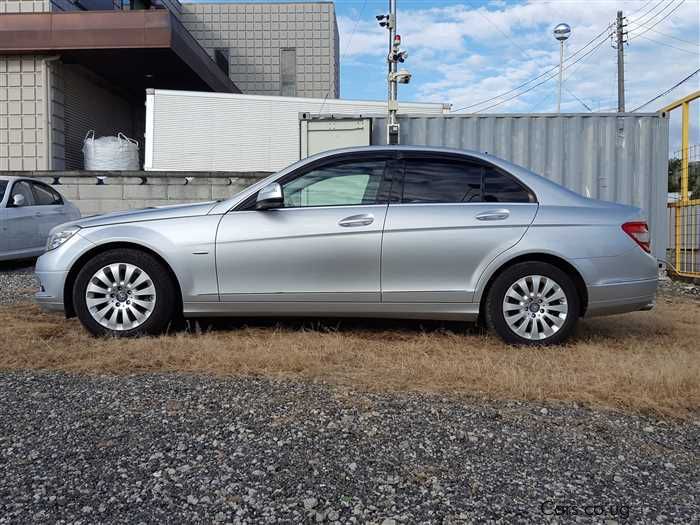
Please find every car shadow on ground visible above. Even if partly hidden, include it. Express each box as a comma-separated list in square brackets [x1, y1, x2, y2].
[178, 315, 486, 337]
[0, 258, 36, 272]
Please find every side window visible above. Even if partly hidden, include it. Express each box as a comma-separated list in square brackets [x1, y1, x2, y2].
[402, 159, 482, 204]
[31, 183, 62, 206]
[282, 160, 386, 208]
[9, 181, 35, 207]
[483, 168, 533, 203]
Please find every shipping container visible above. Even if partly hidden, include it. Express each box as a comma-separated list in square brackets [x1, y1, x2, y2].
[144, 90, 449, 172]
[302, 113, 670, 259]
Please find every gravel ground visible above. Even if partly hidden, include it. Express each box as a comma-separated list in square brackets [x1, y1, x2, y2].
[0, 372, 697, 524]
[0, 260, 38, 306]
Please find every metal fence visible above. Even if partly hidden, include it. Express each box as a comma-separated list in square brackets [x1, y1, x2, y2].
[369, 113, 669, 259]
[664, 91, 700, 279]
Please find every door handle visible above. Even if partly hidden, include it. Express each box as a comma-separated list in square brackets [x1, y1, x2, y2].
[476, 209, 510, 221]
[338, 214, 374, 227]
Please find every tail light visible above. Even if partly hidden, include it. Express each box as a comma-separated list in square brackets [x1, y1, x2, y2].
[622, 221, 650, 253]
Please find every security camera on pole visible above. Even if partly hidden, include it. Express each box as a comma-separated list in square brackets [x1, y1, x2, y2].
[377, 0, 410, 145]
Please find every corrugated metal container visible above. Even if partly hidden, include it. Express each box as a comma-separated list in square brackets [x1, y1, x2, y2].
[365, 113, 668, 259]
[144, 89, 449, 173]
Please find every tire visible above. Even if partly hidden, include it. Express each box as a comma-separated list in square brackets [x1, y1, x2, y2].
[73, 248, 177, 337]
[485, 262, 580, 346]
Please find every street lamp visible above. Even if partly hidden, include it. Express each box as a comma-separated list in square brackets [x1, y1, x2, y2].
[553, 22, 571, 113]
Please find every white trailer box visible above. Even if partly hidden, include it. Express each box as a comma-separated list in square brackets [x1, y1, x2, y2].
[144, 89, 449, 172]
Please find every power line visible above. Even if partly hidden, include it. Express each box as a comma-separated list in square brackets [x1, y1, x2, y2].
[627, 0, 674, 28]
[629, 25, 699, 46]
[635, 33, 699, 56]
[450, 24, 613, 112]
[628, 0, 655, 19]
[631, 68, 700, 112]
[475, 37, 610, 113]
[319, 0, 368, 113]
[474, 8, 593, 112]
[628, 0, 686, 39]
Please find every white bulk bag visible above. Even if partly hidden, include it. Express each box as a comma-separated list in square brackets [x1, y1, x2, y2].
[83, 131, 140, 170]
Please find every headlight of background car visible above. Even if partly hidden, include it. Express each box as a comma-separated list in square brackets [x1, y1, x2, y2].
[46, 226, 81, 251]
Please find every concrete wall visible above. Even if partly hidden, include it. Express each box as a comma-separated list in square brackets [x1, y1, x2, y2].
[18, 171, 269, 215]
[180, 1, 339, 98]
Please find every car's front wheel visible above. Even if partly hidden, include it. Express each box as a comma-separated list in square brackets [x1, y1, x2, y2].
[73, 248, 177, 337]
[485, 262, 580, 345]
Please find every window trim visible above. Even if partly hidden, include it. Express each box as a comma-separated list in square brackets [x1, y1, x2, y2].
[234, 151, 399, 211]
[395, 152, 537, 205]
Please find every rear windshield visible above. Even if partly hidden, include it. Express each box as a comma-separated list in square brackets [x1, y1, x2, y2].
[0, 181, 7, 202]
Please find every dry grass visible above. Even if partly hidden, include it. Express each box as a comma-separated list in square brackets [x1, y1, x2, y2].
[1, 296, 699, 417]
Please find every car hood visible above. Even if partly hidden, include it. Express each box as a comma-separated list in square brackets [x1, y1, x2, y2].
[64, 201, 218, 229]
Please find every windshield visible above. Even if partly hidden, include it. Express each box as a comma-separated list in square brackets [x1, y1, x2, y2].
[0, 181, 7, 203]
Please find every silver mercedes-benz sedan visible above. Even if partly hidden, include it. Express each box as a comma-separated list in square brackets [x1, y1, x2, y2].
[1, 176, 81, 261]
[34, 146, 658, 345]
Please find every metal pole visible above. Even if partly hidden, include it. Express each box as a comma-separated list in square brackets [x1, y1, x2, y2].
[616, 10, 625, 112]
[557, 40, 564, 113]
[387, 0, 399, 144]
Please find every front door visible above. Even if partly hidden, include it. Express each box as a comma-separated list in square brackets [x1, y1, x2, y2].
[216, 155, 392, 302]
[5, 180, 42, 255]
[381, 155, 539, 303]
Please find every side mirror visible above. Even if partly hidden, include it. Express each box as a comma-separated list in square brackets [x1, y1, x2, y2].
[12, 194, 26, 207]
[256, 182, 283, 210]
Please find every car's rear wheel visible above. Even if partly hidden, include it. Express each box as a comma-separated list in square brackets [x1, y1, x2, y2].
[485, 262, 580, 345]
[73, 249, 176, 337]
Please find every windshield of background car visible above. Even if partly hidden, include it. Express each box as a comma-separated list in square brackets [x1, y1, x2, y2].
[0, 181, 7, 202]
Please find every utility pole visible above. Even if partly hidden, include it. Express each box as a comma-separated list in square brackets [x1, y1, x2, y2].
[377, 0, 410, 144]
[615, 10, 627, 112]
[388, 0, 398, 143]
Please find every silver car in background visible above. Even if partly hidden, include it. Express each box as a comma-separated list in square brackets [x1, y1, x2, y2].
[1, 176, 81, 261]
[34, 146, 658, 345]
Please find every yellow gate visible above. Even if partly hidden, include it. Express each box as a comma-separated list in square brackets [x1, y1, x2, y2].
[665, 91, 700, 278]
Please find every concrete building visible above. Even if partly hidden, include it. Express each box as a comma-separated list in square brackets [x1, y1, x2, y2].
[0, 0, 340, 170]
[181, 2, 339, 98]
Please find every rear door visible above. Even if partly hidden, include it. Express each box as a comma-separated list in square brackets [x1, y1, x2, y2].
[381, 154, 538, 303]
[29, 181, 68, 240]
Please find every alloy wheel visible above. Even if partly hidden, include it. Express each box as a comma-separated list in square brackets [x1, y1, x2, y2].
[501, 274, 569, 340]
[85, 263, 157, 331]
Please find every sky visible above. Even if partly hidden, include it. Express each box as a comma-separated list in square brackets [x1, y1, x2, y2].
[188, 0, 700, 149]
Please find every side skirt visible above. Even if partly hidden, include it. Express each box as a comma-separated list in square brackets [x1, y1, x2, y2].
[183, 301, 480, 321]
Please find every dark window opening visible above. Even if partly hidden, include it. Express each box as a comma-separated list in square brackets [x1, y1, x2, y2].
[215, 49, 229, 77]
[402, 159, 482, 204]
[31, 183, 63, 206]
[483, 168, 534, 203]
[280, 48, 297, 97]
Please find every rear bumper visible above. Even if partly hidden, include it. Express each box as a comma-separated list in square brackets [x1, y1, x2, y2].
[585, 278, 657, 317]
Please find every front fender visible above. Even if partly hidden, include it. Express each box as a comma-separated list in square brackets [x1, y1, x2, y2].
[77, 216, 221, 302]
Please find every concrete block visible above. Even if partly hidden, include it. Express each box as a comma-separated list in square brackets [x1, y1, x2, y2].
[124, 184, 168, 200]
[78, 184, 124, 200]
[167, 185, 212, 201]
[54, 184, 78, 200]
[212, 185, 242, 200]
[127, 199, 170, 209]
[77, 199, 130, 215]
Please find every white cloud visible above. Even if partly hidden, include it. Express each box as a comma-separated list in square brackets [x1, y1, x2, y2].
[339, 0, 700, 123]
